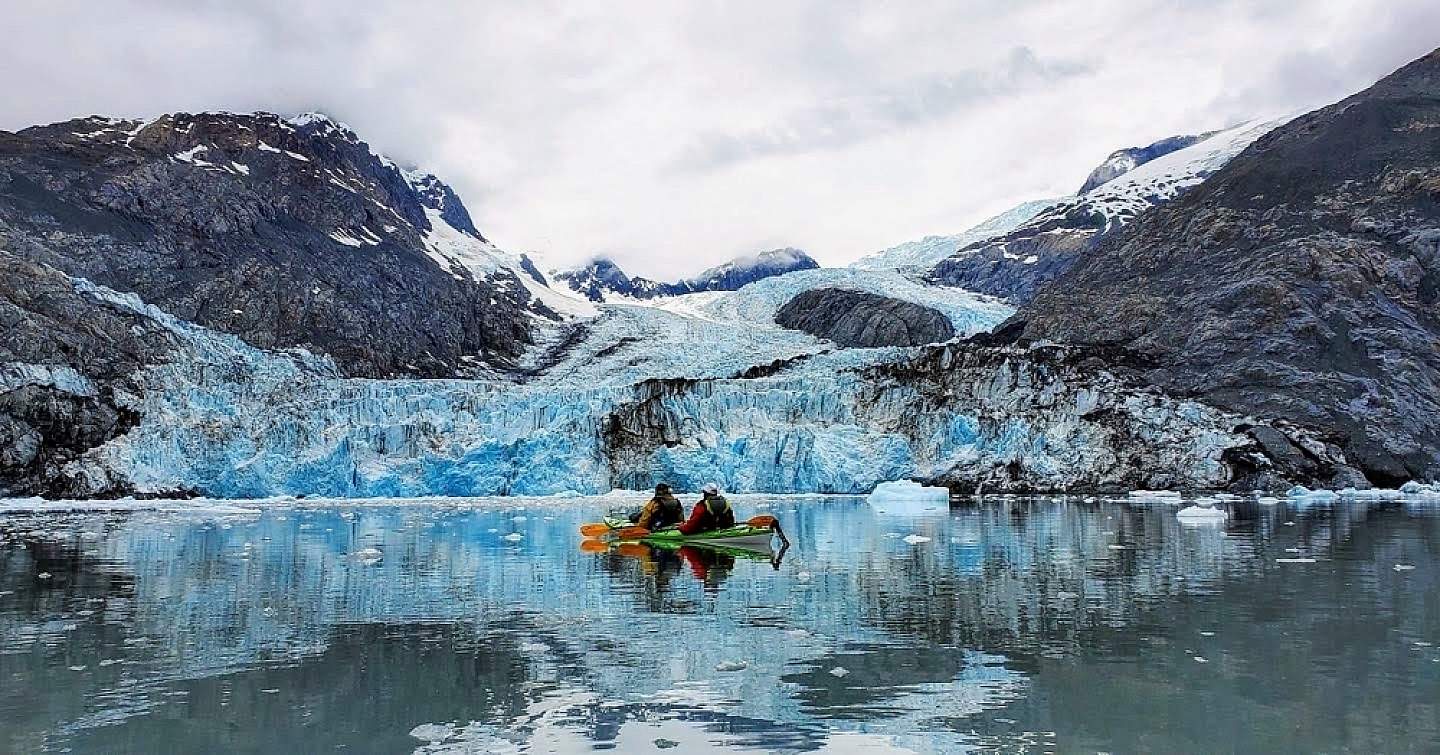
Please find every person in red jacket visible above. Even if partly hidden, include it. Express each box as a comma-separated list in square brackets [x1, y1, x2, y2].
[677, 483, 735, 534]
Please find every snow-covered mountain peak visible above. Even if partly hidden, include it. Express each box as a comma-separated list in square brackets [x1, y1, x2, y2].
[553, 248, 818, 302]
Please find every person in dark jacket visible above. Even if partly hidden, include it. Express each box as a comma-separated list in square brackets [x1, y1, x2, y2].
[630, 483, 684, 530]
[677, 483, 735, 534]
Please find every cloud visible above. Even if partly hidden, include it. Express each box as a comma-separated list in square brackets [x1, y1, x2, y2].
[675, 47, 1092, 172]
[1, 0, 1437, 279]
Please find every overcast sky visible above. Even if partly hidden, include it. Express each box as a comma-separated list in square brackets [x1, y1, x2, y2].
[5, 1, 1438, 278]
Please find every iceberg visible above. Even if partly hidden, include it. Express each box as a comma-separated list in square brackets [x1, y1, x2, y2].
[867, 480, 949, 508]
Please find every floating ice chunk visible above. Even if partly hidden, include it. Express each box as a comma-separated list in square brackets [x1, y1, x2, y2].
[502, 533, 524, 542]
[1128, 490, 1182, 502]
[37, 572, 51, 580]
[1394, 564, 1416, 572]
[714, 660, 748, 672]
[828, 666, 850, 678]
[260, 688, 280, 694]
[1177, 502, 1227, 522]
[409, 723, 453, 742]
[511, 516, 528, 523]
[867, 480, 948, 510]
[1276, 558, 1316, 564]
[1256, 496, 1280, 505]
[1287, 486, 1337, 500]
[351, 547, 383, 564]
[69, 665, 87, 671]
[901, 534, 932, 545]
[1194, 657, 1209, 663]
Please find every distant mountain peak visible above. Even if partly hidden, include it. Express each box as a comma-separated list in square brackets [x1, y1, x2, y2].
[1077, 131, 1218, 194]
[554, 248, 819, 302]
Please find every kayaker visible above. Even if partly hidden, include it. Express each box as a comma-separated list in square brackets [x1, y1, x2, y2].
[677, 483, 735, 535]
[629, 483, 685, 530]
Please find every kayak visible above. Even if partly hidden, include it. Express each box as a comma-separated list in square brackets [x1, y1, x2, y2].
[602, 516, 780, 550]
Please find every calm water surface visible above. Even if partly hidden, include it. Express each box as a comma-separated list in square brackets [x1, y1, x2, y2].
[1, 494, 1437, 753]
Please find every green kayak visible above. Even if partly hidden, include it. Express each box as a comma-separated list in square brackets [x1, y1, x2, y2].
[602, 516, 780, 550]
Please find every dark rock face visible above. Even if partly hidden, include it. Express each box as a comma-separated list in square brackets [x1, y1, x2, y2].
[0, 111, 543, 378]
[1020, 47, 1440, 484]
[774, 288, 955, 347]
[1078, 132, 1214, 193]
[0, 251, 179, 496]
[556, 248, 819, 302]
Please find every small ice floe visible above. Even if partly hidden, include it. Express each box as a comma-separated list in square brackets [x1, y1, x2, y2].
[1276, 557, 1317, 564]
[351, 547, 383, 564]
[511, 516, 528, 523]
[1128, 490, 1182, 502]
[37, 572, 52, 580]
[786, 629, 812, 637]
[69, 665, 87, 671]
[1194, 657, 1209, 664]
[1256, 496, 1280, 505]
[795, 571, 813, 581]
[902, 534, 932, 545]
[1176, 500, 1227, 522]
[828, 666, 850, 678]
[99, 659, 122, 667]
[409, 723, 453, 742]
[867, 480, 948, 511]
[502, 533, 524, 542]
[1283, 521, 1296, 526]
[1286, 486, 1338, 501]
[1199, 631, 1216, 637]
[260, 688, 280, 694]
[714, 660, 748, 672]
[1285, 548, 1302, 553]
[1107, 544, 1130, 550]
[1394, 564, 1417, 572]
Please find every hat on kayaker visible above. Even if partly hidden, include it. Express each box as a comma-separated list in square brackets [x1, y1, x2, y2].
[655, 482, 672, 494]
[702, 482, 720, 495]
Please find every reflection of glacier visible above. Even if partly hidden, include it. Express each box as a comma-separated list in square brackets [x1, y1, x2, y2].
[3, 495, 1436, 751]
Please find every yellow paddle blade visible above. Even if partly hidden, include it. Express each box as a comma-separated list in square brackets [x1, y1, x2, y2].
[614, 526, 651, 540]
[579, 539, 610, 554]
[617, 542, 651, 558]
[746, 515, 777, 528]
[579, 523, 612, 537]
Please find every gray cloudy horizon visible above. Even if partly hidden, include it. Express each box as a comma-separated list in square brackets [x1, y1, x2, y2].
[4, 0, 1438, 279]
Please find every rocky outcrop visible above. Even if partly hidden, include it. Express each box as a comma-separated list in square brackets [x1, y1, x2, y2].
[0, 111, 547, 378]
[931, 119, 1284, 303]
[1020, 47, 1440, 485]
[0, 251, 178, 497]
[601, 337, 1350, 494]
[774, 288, 955, 347]
[555, 248, 819, 302]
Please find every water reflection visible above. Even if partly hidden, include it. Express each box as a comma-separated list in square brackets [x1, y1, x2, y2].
[0, 494, 1437, 752]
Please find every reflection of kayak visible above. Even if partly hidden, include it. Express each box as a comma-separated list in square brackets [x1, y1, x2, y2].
[602, 516, 780, 551]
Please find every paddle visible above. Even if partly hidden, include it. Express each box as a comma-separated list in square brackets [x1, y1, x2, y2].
[578, 538, 610, 553]
[612, 526, 651, 540]
[746, 515, 777, 528]
[616, 542, 651, 558]
[579, 522, 613, 537]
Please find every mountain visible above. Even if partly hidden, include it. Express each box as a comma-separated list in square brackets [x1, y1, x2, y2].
[848, 199, 1058, 272]
[554, 247, 819, 302]
[929, 118, 1288, 302]
[1018, 47, 1440, 485]
[0, 111, 563, 379]
[1077, 132, 1216, 193]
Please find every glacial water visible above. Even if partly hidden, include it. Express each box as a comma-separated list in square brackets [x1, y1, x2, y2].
[1, 494, 1437, 753]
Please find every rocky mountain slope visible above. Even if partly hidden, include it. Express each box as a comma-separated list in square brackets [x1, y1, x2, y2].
[554, 247, 818, 302]
[1019, 47, 1440, 485]
[930, 118, 1288, 302]
[0, 111, 560, 378]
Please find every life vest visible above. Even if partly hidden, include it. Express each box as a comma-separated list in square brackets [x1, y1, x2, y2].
[653, 494, 683, 527]
[702, 495, 734, 528]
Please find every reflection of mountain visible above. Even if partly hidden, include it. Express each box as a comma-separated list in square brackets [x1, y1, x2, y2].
[2, 496, 1436, 752]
